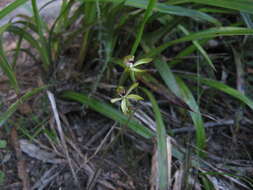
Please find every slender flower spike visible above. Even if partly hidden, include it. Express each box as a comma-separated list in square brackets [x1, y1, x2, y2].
[123, 55, 152, 82]
[111, 83, 144, 115]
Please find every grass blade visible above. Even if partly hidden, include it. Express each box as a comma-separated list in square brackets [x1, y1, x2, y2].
[145, 27, 253, 58]
[142, 88, 169, 190]
[186, 0, 253, 15]
[0, 86, 47, 127]
[155, 59, 206, 156]
[31, 0, 51, 68]
[131, 0, 157, 55]
[0, 24, 18, 91]
[169, 39, 210, 67]
[80, 0, 219, 25]
[77, 2, 96, 69]
[178, 25, 215, 70]
[0, 0, 29, 20]
[61, 91, 154, 138]
[0, 38, 19, 92]
[181, 74, 253, 110]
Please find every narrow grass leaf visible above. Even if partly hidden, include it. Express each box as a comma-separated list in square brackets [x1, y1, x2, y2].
[0, 43, 19, 92]
[0, 86, 47, 127]
[186, 0, 253, 15]
[169, 39, 209, 67]
[142, 88, 169, 190]
[80, 0, 219, 25]
[131, 0, 157, 55]
[7, 25, 50, 68]
[0, 24, 18, 91]
[155, 59, 206, 156]
[0, 171, 4, 185]
[61, 91, 154, 138]
[178, 25, 215, 70]
[77, 2, 96, 69]
[0, 140, 6, 149]
[0, 0, 29, 20]
[31, 0, 51, 68]
[176, 77, 206, 156]
[182, 74, 253, 110]
[145, 27, 253, 58]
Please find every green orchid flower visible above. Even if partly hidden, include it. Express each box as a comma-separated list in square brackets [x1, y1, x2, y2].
[123, 55, 152, 82]
[111, 83, 144, 115]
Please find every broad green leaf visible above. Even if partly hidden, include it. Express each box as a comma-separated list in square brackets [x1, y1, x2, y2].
[0, 86, 47, 127]
[145, 27, 253, 58]
[0, 0, 29, 20]
[142, 88, 169, 190]
[155, 59, 206, 156]
[61, 91, 154, 138]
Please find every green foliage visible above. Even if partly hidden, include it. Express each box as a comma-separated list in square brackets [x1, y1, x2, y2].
[61, 91, 154, 138]
[0, 171, 4, 185]
[1, 0, 253, 188]
[0, 29, 19, 92]
[111, 83, 144, 115]
[155, 59, 206, 156]
[142, 88, 169, 190]
[0, 140, 6, 149]
[0, 0, 29, 20]
[0, 86, 47, 127]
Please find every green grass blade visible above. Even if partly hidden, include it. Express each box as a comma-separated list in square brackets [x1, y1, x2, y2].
[142, 88, 169, 190]
[0, 24, 18, 91]
[169, 39, 209, 67]
[0, 47, 18, 92]
[181, 74, 253, 110]
[7, 25, 50, 68]
[176, 77, 206, 156]
[131, 0, 157, 55]
[155, 59, 206, 156]
[0, 86, 47, 127]
[31, 0, 51, 68]
[0, 0, 29, 20]
[186, 0, 253, 15]
[145, 27, 253, 58]
[61, 91, 154, 138]
[79, 0, 219, 25]
[0, 24, 9, 34]
[178, 25, 215, 70]
[0, 41, 19, 92]
[7, 25, 40, 50]
[77, 2, 96, 69]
